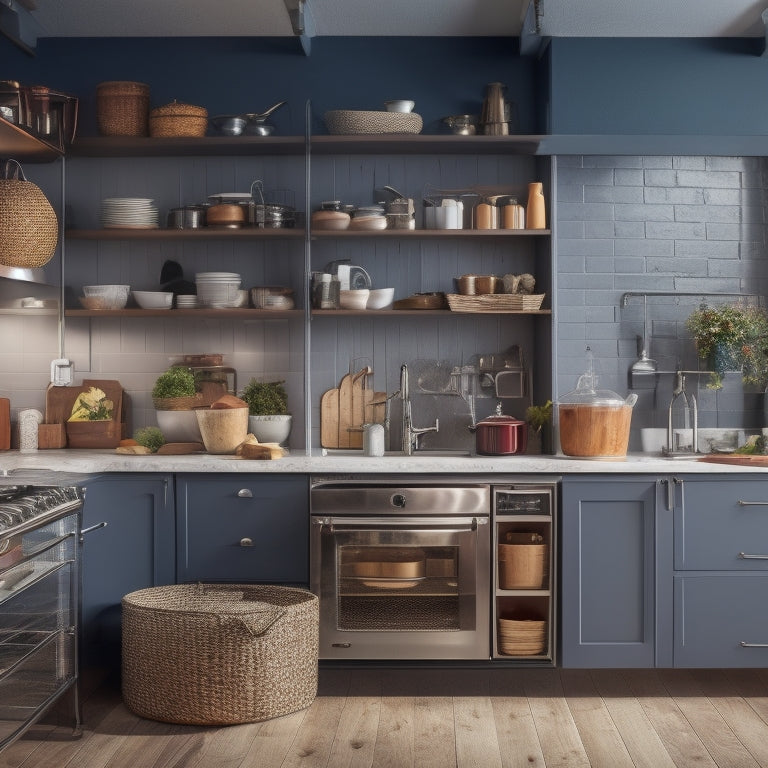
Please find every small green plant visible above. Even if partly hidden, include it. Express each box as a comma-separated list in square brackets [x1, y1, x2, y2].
[152, 367, 197, 399]
[240, 379, 289, 416]
[133, 426, 165, 453]
[686, 304, 768, 389]
[525, 400, 552, 432]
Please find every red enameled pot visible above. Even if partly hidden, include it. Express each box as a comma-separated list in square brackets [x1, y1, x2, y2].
[475, 405, 527, 455]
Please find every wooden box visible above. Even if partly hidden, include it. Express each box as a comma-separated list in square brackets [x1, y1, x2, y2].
[38, 422, 67, 449]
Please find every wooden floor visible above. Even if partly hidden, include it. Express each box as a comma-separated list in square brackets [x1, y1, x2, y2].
[3, 666, 768, 768]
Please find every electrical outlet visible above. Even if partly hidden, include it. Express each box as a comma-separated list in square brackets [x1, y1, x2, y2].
[50, 359, 73, 387]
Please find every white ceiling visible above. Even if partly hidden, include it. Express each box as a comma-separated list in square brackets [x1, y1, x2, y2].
[22, 0, 768, 39]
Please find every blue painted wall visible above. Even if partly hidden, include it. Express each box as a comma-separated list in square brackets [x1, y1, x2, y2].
[0, 36, 539, 136]
[548, 38, 768, 136]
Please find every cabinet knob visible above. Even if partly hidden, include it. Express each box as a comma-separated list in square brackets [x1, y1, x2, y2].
[240, 537, 253, 547]
[237, 489, 253, 498]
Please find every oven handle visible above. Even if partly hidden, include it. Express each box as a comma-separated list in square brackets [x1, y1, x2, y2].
[312, 516, 488, 532]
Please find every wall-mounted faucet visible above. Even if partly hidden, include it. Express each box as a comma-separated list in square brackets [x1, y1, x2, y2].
[662, 370, 698, 457]
[399, 363, 439, 455]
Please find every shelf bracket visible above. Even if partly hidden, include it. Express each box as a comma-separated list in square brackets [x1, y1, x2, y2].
[283, 0, 314, 56]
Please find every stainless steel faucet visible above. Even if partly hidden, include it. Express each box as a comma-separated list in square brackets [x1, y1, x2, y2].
[399, 363, 439, 454]
[663, 370, 698, 456]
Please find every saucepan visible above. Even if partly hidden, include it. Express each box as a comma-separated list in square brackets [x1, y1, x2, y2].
[475, 404, 527, 455]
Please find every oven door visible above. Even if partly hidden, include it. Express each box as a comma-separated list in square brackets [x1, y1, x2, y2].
[311, 516, 490, 660]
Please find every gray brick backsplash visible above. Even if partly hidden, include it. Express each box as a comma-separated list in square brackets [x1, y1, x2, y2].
[615, 238, 674, 257]
[558, 238, 614, 256]
[675, 204, 740, 223]
[614, 169, 645, 186]
[616, 203, 674, 221]
[558, 220, 586, 238]
[675, 240, 739, 258]
[560, 274, 614, 290]
[672, 157, 706, 170]
[558, 254, 587, 273]
[645, 221, 706, 239]
[613, 221, 646, 238]
[641, 157, 674, 169]
[558, 201, 615, 221]
[557, 183, 586, 202]
[644, 187, 705, 204]
[614, 275, 676, 291]
[584, 220, 617, 238]
[646, 257, 708, 275]
[702, 188, 741, 205]
[585, 185, 644, 203]
[586, 256, 618, 273]
[613, 257, 646, 273]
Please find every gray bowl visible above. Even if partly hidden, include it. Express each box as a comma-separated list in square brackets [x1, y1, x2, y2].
[211, 116, 246, 136]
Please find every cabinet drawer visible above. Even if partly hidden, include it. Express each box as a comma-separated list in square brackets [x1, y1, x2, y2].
[676, 479, 768, 570]
[674, 573, 768, 667]
[176, 475, 308, 584]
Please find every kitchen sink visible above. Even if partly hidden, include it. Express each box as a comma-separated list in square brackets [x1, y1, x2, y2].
[321, 448, 472, 457]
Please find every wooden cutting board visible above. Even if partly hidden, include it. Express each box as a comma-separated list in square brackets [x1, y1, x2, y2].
[699, 454, 768, 467]
[320, 388, 339, 448]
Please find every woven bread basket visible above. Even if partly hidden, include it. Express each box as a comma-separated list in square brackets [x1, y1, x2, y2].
[96, 81, 150, 137]
[152, 392, 204, 411]
[324, 109, 423, 135]
[0, 160, 58, 269]
[122, 583, 318, 725]
[149, 100, 208, 137]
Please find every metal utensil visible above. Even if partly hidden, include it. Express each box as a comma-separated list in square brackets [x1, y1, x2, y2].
[243, 100, 286, 123]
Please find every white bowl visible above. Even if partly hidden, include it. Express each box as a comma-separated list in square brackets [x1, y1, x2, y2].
[366, 287, 395, 310]
[132, 290, 173, 309]
[155, 409, 202, 442]
[384, 100, 415, 113]
[339, 289, 370, 310]
[248, 414, 292, 445]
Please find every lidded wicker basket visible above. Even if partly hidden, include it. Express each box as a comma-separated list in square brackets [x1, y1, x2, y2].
[96, 81, 150, 137]
[149, 100, 208, 137]
[121, 583, 319, 725]
[0, 159, 58, 268]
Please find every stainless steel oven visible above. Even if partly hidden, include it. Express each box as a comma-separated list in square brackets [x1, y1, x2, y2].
[310, 477, 490, 660]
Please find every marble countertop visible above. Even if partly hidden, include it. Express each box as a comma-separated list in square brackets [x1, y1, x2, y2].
[1, 449, 764, 478]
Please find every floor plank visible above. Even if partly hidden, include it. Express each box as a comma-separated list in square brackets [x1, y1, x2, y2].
[4, 667, 768, 768]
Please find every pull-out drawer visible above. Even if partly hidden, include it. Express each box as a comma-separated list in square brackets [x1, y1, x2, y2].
[674, 573, 768, 667]
[676, 479, 768, 570]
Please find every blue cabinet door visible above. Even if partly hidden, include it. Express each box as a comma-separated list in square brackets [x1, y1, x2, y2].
[176, 474, 309, 585]
[80, 473, 175, 669]
[560, 476, 672, 668]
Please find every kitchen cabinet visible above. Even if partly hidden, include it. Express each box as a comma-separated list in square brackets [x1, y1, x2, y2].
[79, 474, 175, 669]
[175, 474, 309, 585]
[560, 475, 675, 668]
[673, 477, 768, 667]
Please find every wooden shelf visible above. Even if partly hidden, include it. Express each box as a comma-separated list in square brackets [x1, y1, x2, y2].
[311, 309, 551, 317]
[66, 228, 305, 240]
[310, 134, 545, 155]
[0, 119, 63, 162]
[65, 308, 304, 319]
[312, 228, 550, 238]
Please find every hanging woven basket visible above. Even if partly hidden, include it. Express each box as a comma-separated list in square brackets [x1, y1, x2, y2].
[0, 159, 58, 268]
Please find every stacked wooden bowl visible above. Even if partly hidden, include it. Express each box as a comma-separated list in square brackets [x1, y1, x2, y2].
[498, 618, 547, 656]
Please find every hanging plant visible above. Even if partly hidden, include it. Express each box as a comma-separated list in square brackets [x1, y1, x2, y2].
[685, 304, 768, 390]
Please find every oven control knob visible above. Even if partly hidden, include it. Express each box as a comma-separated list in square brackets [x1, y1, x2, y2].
[391, 493, 406, 508]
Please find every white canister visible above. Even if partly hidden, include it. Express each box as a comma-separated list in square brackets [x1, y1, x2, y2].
[363, 423, 385, 456]
[18, 408, 43, 452]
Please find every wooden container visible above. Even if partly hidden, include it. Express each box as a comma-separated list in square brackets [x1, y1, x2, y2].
[498, 618, 547, 656]
[498, 543, 548, 589]
[558, 403, 633, 458]
[38, 423, 67, 449]
[66, 419, 126, 448]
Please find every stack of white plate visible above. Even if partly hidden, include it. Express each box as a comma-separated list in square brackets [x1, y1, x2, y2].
[102, 198, 159, 229]
[175, 294, 198, 308]
[195, 272, 242, 308]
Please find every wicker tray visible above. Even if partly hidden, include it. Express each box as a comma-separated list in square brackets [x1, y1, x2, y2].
[446, 293, 545, 312]
[324, 110, 423, 135]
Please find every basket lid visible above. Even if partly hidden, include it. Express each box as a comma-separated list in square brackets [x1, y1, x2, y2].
[151, 100, 208, 118]
[97, 81, 150, 93]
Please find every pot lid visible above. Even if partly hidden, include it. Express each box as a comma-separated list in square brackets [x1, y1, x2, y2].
[559, 347, 634, 407]
[477, 403, 525, 426]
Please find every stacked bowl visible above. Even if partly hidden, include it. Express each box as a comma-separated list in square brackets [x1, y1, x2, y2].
[195, 272, 242, 308]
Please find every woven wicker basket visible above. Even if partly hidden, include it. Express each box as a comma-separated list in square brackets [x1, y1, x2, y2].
[498, 543, 549, 589]
[152, 393, 204, 411]
[0, 160, 58, 269]
[122, 583, 319, 725]
[324, 110, 423, 135]
[96, 81, 150, 137]
[446, 293, 545, 313]
[149, 101, 208, 137]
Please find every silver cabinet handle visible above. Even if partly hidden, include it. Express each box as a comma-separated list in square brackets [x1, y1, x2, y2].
[738, 552, 768, 560]
[237, 489, 253, 498]
[740, 641, 768, 647]
[240, 537, 253, 547]
[80, 521, 107, 537]
[738, 500, 768, 506]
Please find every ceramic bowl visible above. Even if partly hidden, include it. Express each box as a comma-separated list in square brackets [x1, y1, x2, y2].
[155, 409, 203, 443]
[339, 289, 370, 310]
[384, 100, 415, 113]
[366, 288, 395, 309]
[132, 290, 173, 309]
[82, 284, 130, 308]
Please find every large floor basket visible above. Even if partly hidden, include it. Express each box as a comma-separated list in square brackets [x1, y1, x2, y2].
[122, 583, 319, 725]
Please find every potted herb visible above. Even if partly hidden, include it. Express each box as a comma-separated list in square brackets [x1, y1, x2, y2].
[151, 367, 203, 442]
[524, 400, 552, 454]
[685, 304, 768, 390]
[240, 379, 291, 445]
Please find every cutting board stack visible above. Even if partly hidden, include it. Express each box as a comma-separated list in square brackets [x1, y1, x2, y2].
[321, 367, 386, 449]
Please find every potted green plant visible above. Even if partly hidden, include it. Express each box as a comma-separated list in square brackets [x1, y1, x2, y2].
[240, 378, 291, 445]
[524, 400, 552, 454]
[685, 304, 768, 390]
[151, 367, 203, 442]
